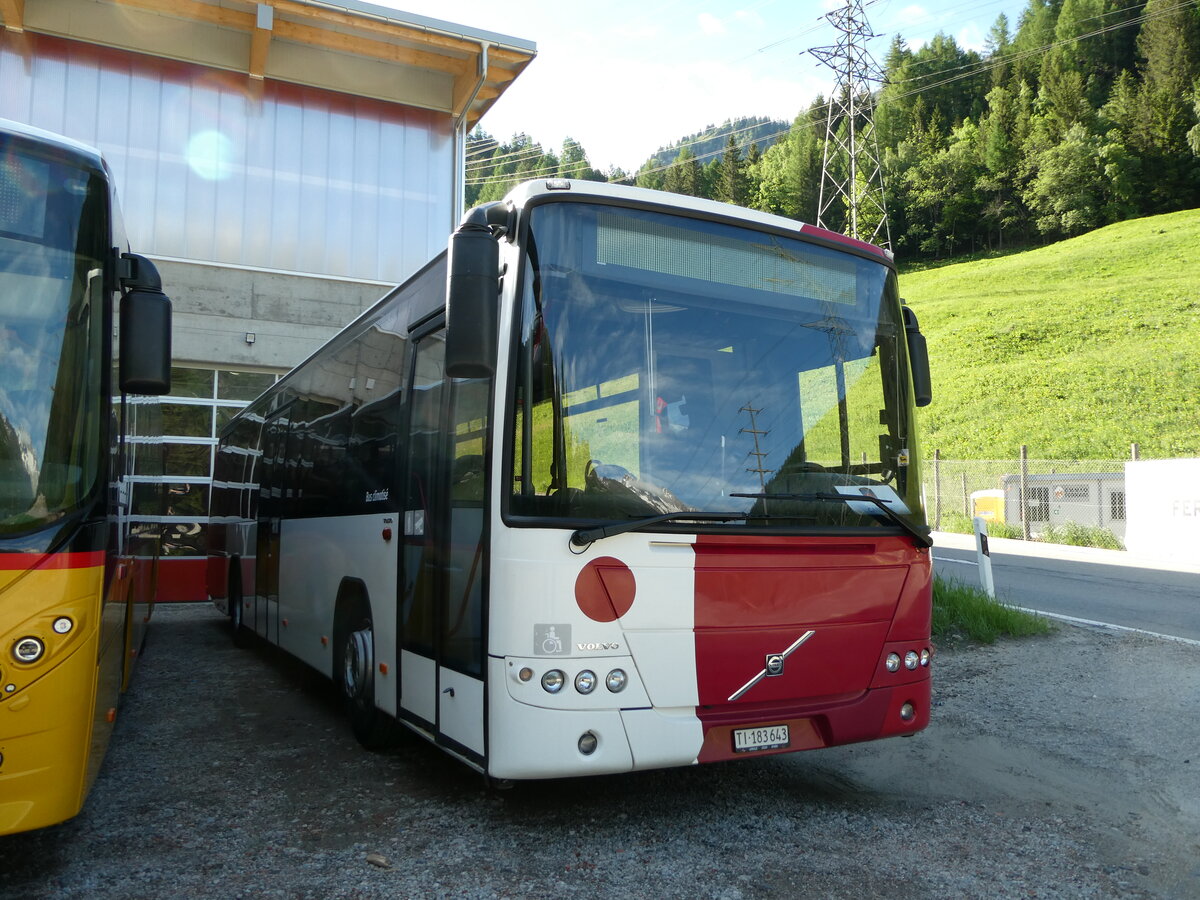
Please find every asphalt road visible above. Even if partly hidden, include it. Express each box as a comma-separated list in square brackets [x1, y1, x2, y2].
[931, 531, 1200, 642]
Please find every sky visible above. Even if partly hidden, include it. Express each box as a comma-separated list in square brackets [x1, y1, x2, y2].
[379, 0, 1030, 175]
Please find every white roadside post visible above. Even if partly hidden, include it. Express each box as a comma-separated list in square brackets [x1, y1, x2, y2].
[973, 516, 996, 598]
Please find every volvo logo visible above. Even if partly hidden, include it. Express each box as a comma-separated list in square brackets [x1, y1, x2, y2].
[577, 641, 620, 651]
[728, 631, 816, 702]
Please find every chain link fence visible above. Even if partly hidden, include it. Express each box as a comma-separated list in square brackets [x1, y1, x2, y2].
[922, 446, 1140, 549]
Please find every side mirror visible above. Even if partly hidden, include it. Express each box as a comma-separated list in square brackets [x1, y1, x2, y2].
[119, 253, 173, 395]
[445, 205, 503, 378]
[901, 304, 932, 408]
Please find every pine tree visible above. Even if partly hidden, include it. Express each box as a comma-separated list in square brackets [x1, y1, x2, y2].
[663, 147, 703, 197]
[985, 14, 1013, 89]
[714, 134, 747, 205]
[752, 105, 822, 221]
[1133, 0, 1200, 207]
[1011, 0, 1060, 89]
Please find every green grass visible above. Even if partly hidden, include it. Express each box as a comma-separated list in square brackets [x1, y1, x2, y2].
[900, 209, 1200, 459]
[932, 575, 1055, 643]
[937, 512, 1119, 547]
[937, 511, 1025, 539]
[1040, 522, 1124, 550]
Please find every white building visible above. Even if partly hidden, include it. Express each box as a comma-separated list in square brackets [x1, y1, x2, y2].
[1, 0, 535, 598]
[1124, 459, 1200, 561]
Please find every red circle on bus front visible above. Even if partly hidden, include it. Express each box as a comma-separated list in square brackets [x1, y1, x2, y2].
[574, 556, 636, 622]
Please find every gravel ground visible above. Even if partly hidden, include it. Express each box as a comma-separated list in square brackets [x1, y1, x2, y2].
[1, 603, 1197, 899]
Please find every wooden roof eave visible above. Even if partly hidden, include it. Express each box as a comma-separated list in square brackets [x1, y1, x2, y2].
[8, 0, 536, 124]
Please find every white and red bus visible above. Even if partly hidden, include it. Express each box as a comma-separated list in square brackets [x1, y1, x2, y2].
[208, 179, 934, 779]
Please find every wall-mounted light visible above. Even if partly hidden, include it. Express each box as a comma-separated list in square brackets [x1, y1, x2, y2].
[245, 332, 256, 344]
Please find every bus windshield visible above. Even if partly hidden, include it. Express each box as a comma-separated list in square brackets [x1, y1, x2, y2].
[509, 201, 923, 532]
[0, 141, 108, 535]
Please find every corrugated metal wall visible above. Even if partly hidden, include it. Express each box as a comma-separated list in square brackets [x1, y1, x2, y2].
[1, 32, 454, 284]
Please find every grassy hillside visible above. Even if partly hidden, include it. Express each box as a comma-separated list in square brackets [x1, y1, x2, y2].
[899, 209, 1200, 459]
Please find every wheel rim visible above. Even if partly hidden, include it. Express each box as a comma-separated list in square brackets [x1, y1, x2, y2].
[342, 625, 373, 701]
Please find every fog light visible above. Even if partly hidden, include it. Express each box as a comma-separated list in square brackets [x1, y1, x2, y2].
[53, 617, 73, 634]
[574, 670, 597, 694]
[885, 652, 901, 673]
[904, 650, 919, 670]
[900, 702, 915, 722]
[920, 648, 931, 667]
[518, 667, 534, 682]
[13, 637, 44, 664]
[605, 668, 627, 693]
[541, 669, 565, 693]
[578, 732, 598, 755]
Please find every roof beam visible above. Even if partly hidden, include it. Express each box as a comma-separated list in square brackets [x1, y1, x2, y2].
[272, 17, 471, 76]
[1, 0, 26, 31]
[270, 0, 514, 59]
[114, 0, 253, 32]
[249, 3, 273, 79]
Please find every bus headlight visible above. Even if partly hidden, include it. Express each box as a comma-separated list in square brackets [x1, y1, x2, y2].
[574, 670, 597, 694]
[13, 637, 45, 664]
[885, 652, 901, 673]
[53, 617, 73, 634]
[904, 650, 920, 670]
[605, 669, 628, 693]
[541, 670, 565, 693]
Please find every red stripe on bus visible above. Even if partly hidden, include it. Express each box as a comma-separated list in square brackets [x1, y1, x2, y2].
[0, 551, 106, 571]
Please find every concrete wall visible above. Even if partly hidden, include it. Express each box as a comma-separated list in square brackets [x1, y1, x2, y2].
[158, 259, 393, 372]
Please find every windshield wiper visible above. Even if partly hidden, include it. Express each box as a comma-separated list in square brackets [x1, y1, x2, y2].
[571, 512, 748, 548]
[729, 492, 933, 548]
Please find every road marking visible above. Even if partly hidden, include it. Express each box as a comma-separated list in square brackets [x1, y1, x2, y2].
[933, 555, 977, 567]
[1009, 606, 1200, 648]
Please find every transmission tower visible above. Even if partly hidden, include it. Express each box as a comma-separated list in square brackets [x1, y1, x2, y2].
[809, 0, 891, 250]
[739, 404, 772, 490]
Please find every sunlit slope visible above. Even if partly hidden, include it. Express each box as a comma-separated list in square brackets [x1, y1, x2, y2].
[900, 209, 1200, 459]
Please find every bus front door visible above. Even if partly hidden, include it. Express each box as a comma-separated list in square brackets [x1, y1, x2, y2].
[399, 325, 488, 765]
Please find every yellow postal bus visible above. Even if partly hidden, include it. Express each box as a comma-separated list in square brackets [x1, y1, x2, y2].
[0, 118, 172, 835]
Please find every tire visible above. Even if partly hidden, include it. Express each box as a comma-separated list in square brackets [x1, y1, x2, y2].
[335, 596, 397, 750]
[229, 560, 251, 648]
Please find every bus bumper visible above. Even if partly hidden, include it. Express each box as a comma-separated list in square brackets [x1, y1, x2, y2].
[696, 676, 932, 764]
[486, 656, 930, 780]
[0, 632, 98, 835]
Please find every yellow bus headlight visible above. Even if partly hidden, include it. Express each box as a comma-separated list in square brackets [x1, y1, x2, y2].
[12, 637, 45, 664]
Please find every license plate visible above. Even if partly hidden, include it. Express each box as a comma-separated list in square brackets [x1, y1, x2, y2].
[732, 724, 790, 753]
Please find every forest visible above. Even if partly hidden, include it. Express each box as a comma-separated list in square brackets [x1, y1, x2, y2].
[464, 0, 1200, 260]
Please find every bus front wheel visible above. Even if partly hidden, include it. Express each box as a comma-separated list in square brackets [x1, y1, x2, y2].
[336, 598, 395, 750]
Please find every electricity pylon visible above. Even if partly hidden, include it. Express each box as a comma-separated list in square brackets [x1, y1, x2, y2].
[809, 0, 891, 251]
